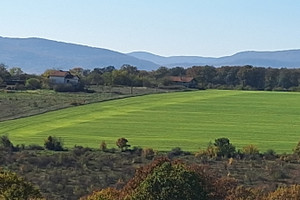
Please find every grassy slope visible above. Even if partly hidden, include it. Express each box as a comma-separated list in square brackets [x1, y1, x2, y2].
[1, 90, 300, 153]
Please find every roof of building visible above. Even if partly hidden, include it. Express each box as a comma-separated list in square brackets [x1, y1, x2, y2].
[169, 76, 195, 83]
[49, 70, 70, 77]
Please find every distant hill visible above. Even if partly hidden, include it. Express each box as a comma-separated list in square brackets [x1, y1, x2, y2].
[0, 37, 159, 74]
[128, 50, 300, 68]
[1, 36, 300, 74]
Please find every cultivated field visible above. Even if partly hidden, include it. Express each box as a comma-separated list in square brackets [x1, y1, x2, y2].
[1, 90, 300, 153]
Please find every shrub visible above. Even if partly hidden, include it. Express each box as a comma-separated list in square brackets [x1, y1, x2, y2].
[0, 135, 18, 152]
[242, 144, 260, 159]
[195, 143, 218, 159]
[130, 146, 143, 156]
[242, 144, 259, 155]
[0, 135, 14, 151]
[142, 148, 155, 160]
[53, 83, 76, 92]
[167, 147, 183, 158]
[72, 145, 92, 156]
[266, 185, 300, 200]
[26, 78, 41, 90]
[263, 149, 277, 160]
[100, 141, 107, 152]
[44, 136, 64, 151]
[116, 138, 130, 151]
[214, 138, 236, 158]
[26, 144, 45, 150]
[225, 185, 266, 200]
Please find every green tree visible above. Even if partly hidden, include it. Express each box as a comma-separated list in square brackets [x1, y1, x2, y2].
[0, 169, 43, 200]
[26, 78, 41, 90]
[264, 68, 279, 90]
[9, 67, 24, 77]
[102, 72, 113, 86]
[87, 72, 104, 85]
[131, 161, 208, 200]
[169, 67, 186, 76]
[153, 66, 170, 87]
[214, 138, 236, 158]
[0, 135, 13, 149]
[116, 138, 130, 151]
[0, 135, 16, 152]
[0, 64, 11, 85]
[278, 68, 293, 89]
[186, 66, 216, 88]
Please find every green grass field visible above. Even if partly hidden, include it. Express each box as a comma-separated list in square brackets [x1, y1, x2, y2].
[1, 90, 300, 153]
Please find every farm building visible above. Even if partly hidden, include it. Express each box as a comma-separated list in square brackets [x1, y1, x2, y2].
[169, 76, 197, 88]
[49, 70, 79, 85]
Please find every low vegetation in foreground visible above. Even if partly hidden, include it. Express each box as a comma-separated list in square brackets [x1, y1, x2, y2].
[1, 136, 300, 200]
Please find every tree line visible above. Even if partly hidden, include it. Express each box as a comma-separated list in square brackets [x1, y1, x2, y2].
[2, 63, 300, 91]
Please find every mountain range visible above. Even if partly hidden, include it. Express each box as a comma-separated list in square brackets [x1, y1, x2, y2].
[0, 36, 300, 74]
[128, 50, 300, 69]
[0, 36, 158, 74]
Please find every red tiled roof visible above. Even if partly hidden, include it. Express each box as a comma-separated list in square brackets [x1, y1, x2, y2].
[49, 71, 69, 77]
[169, 76, 194, 83]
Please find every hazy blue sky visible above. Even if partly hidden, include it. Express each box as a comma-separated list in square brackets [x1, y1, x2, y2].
[1, 0, 300, 57]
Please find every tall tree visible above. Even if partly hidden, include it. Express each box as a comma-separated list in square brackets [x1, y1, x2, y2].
[264, 68, 279, 90]
[9, 67, 23, 77]
[0, 64, 11, 85]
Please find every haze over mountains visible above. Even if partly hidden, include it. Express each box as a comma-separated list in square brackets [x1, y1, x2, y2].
[1, 36, 300, 74]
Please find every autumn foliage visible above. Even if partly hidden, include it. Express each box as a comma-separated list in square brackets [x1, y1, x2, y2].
[0, 168, 43, 199]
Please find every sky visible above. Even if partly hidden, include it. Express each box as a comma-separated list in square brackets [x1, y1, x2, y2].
[1, 0, 300, 57]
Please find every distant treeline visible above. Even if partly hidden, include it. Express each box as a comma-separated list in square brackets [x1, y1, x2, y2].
[73, 65, 300, 91]
[1, 63, 300, 91]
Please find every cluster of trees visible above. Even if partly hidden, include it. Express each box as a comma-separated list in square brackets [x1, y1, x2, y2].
[0, 64, 41, 89]
[186, 65, 300, 91]
[62, 65, 300, 91]
[3, 62, 300, 92]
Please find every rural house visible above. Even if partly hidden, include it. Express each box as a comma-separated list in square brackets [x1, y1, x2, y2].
[169, 76, 197, 88]
[49, 70, 79, 85]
